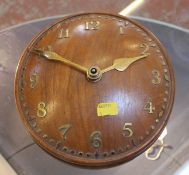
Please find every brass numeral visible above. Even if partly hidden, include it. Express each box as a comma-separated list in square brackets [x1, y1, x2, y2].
[119, 21, 128, 34]
[119, 26, 124, 34]
[58, 29, 69, 38]
[85, 21, 100, 30]
[37, 102, 47, 118]
[30, 73, 38, 88]
[123, 123, 133, 137]
[140, 43, 149, 55]
[152, 69, 161, 84]
[90, 131, 102, 148]
[59, 124, 72, 140]
[144, 100, 155, 114]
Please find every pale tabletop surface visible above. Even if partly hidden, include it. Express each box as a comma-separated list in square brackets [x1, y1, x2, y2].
[0, 15, 189, 175]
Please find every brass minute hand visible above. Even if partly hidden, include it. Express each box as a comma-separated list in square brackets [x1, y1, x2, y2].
[32, 49, 88, 74]
[101, 53, 150, 74]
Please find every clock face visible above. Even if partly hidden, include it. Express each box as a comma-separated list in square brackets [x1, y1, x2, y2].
[15, 13, 175, 167]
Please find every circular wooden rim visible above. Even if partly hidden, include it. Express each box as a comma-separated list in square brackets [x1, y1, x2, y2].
[14, 12, 175, 167]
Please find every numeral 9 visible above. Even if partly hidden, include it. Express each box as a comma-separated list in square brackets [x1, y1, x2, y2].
[30, 73, 38, 88]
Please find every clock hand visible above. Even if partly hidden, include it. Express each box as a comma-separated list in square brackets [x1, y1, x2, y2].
[32, 49, 88, 74]
[101, 53, 150, 74]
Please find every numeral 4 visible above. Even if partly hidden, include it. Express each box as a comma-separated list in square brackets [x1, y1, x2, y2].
[144, 100, 155, 114]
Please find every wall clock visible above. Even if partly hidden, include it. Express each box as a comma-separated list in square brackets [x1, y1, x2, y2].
[14, 12, 175, 167]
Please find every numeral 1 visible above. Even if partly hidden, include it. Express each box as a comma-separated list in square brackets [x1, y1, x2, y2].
[119, 21, 128, 34]
[85, 21, 100, 30]
[123, 123, 133, 137]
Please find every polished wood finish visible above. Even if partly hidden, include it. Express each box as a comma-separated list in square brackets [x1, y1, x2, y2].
[14, 13, 175, 167]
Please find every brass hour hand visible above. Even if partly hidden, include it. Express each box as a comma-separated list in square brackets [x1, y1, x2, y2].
[32, 49, 88, 74]
[101, 53, 150, 74]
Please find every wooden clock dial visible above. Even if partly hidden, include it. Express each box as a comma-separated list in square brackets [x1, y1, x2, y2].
[14, 13, 175, 167]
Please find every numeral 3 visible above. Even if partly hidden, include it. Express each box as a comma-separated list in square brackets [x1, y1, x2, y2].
[152, 69, 161, 84]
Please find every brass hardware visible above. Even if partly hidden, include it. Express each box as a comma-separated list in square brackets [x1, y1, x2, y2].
[59, 124, 72, 140]
[87, 66, 102, 82]
[85, 21, 100, 30]
[144, 100, 155, 114]
[101, 54, 149, 74]
[152, 69, 161, 84]
[90, 131, 102, 148]
[37, 102, 47, 118]
[32, 48, 150, 82]
[32, 49, 88, 74]
[123, 123, 133, 137]
[145, 128, 171, 160]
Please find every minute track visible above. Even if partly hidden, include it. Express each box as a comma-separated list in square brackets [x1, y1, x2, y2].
[15, 12, 175, 167]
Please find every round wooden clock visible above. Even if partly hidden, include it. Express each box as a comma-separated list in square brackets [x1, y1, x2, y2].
[14, 13, 175, 167]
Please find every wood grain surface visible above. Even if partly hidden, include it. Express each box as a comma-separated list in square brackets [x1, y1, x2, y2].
[14, 13, 175, 167]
